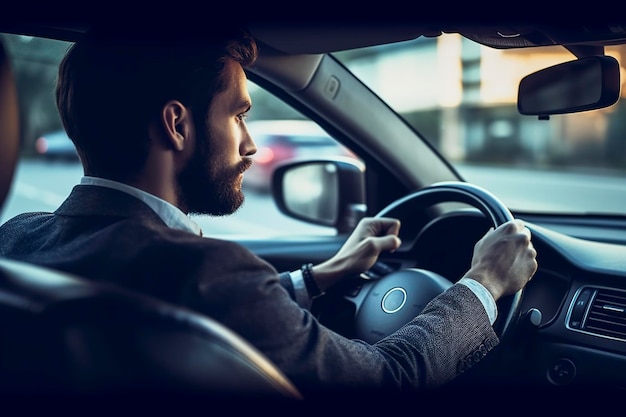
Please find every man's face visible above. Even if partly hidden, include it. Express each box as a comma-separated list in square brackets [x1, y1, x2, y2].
[177, 60, 256, 216]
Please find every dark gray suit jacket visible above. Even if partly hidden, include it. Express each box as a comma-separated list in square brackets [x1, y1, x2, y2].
[0, 185, 499, 395]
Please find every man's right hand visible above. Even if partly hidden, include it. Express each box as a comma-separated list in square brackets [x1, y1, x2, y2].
[464, 219, 538, 301]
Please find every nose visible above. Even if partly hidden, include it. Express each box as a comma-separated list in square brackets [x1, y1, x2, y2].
[241, 124, 256, 157]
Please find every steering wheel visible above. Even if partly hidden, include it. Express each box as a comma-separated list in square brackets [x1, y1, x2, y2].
[346, 181, 522, 344]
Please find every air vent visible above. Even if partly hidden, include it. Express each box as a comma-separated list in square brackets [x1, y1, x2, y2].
[568, 287, 626, 341]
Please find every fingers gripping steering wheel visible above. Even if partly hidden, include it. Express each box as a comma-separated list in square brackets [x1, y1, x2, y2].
[348, 181, 522, 344]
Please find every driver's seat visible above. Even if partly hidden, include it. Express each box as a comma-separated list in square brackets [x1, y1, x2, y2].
[0, 36, 301, 407]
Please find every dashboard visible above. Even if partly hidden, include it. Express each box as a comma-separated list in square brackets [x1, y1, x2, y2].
[393, 210, 626, 389]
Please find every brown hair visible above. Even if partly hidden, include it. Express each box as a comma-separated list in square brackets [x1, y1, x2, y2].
[55, 27, 258, 180]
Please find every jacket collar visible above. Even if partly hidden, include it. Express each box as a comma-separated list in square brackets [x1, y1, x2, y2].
[56, 185, 167, 227]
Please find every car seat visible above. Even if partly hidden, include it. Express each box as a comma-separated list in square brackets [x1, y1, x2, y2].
[0, 37, 302, 408]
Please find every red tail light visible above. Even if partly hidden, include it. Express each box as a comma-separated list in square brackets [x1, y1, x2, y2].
[254, 147, 275, 164]
[35, 137, 48, 154]
[254, 144, 295, 165]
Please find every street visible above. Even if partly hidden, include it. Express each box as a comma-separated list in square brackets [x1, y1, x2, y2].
[2, 159, 626, 240]
[1, 159, 336, 238]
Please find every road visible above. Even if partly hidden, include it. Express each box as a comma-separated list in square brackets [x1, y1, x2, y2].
[2, 160, 626, 240]
[1, 159, 336, 238]
[457, 164, 626, 215]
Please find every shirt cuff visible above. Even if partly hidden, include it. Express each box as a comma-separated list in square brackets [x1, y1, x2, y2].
[457, 277, 498, 325]
[289, 269, 312, 309]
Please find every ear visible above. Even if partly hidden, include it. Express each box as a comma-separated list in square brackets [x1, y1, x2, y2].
[161, 100, 191, 152]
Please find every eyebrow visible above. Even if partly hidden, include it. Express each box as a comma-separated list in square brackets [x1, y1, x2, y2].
[237, 99, 252, 113]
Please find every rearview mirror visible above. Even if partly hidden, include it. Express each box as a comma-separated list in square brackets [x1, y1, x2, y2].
[517, 55, 620, 118]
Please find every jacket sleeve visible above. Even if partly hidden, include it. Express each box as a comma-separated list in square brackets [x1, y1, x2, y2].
[183, 239, 498, 396]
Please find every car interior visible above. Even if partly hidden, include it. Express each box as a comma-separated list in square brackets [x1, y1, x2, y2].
[2, 12, 626, 412]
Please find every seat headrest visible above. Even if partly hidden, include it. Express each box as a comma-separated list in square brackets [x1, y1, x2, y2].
[0, 38, 20, 212]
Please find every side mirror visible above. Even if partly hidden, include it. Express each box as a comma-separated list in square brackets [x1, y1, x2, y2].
[271, 159, 366, 233]
[518, 55, 620, 119]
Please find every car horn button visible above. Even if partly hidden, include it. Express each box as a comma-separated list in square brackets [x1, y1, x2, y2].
[381, 287, 407, 313]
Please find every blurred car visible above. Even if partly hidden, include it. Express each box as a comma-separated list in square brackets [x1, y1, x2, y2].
[244, 119, 357, 192]
[34, 129, 78, 161]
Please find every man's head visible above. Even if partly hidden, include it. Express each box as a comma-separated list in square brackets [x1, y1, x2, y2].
[55, 26, 259, 215]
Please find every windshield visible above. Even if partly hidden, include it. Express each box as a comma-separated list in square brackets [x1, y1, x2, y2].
[335, 34, 626, 217]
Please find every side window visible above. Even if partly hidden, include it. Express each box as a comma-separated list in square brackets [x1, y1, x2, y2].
[192, 81, 361, 238]
[0, 34, 80, 225]
[0, 34, 360, 239]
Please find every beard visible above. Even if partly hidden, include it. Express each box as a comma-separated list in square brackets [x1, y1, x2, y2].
[177, 129, 252, 216]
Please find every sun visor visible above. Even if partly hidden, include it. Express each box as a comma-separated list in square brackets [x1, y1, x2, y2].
[247, 24, 426, 54]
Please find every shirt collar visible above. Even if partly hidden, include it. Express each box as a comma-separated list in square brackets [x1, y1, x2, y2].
[80, 176, 203, 236]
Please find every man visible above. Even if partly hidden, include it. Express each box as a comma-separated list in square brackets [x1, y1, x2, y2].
[0, 26, 537, 396]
